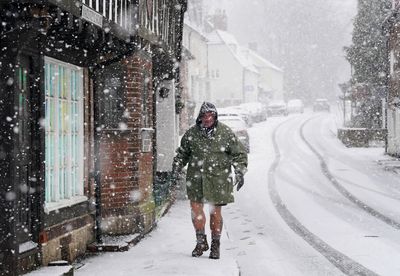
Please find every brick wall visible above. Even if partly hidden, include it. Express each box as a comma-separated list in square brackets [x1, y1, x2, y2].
[99, 50, 155, 235]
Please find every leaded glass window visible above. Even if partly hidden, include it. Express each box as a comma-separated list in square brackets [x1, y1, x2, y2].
[44, 57, 84, 205]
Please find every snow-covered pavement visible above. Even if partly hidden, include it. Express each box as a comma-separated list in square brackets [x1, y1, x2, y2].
[73, 200, 239, 276]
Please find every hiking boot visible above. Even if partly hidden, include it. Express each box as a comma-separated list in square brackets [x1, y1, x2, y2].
[209, 239, 220, 259]
[192, 234, 209, 257]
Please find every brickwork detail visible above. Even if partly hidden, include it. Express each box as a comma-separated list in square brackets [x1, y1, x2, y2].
[99, 51, 156, 235]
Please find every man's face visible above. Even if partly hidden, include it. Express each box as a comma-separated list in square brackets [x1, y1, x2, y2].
[202, 112, 216, 128]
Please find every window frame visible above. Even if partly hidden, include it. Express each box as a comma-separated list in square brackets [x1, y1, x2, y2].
[44, 57, 86, 212]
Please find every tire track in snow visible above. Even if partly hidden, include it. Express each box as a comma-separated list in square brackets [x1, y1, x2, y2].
[300, 117, 400, 231]
[269, 119, 378, 276]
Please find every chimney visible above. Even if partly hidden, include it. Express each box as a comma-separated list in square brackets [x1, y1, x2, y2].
[210, 9, 228, 31]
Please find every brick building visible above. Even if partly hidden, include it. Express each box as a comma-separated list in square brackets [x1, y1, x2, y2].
[0, 0, 186, 275]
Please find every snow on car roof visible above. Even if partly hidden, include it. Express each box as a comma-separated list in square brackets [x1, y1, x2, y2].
[269, 100, 286, 106]
[219, 117, 247, 131]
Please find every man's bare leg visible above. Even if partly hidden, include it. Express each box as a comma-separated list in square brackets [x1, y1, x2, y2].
[209, 205, 222, 259]
[190, 201, 209, 257]
[190, 201, 206, 232]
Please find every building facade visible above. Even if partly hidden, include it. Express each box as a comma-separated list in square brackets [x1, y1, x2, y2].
[383, 0, 400, 156]
[207, 30, 259, 107]
[245, 49, 284, 102]
[0, 0, 186, 275]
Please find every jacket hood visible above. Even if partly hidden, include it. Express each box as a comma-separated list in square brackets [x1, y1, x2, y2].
[196, 102, 218, 127]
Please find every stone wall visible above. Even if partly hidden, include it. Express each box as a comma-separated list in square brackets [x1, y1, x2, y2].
[41, 216, 94, 265]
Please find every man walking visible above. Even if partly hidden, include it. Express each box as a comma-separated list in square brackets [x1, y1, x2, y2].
[172, 102, 248, 259]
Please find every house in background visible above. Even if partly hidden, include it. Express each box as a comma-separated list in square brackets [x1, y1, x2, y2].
[0, 0, 187, 275]
[182, 1, 284, 120]
[244, 48, 284, 102]
[207, 30, 259, 107]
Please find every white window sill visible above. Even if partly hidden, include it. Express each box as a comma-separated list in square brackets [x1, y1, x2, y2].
[45, 195, 88, 214]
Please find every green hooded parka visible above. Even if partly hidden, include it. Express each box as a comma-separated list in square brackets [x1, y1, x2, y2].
[172, 103, 248, 204]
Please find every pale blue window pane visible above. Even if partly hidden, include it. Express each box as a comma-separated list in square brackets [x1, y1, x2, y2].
[49, 134, 53, 202]
[71, 104, 75, 134]
[49, 64, 53, 97]
[74, 103, 78, 132]
[45, 98, 49, 130]
[45, 132, 50, 202]
[64, 163, 68, 198]
[65, 131, 69, 198]
[59, 100, 63, 134]
[71, 167, 76, 196]
[74, 133, 78, 167]
[49, 134, 54, 172]
[45, 64, 49, 96]
[48, 170, 53, 202]
[59, 132, 64, 199]
[45, 60, 83, 203]
[72, 71, 76, 101]
[58, 66, 62, 98]
[65, 102, 69, 132]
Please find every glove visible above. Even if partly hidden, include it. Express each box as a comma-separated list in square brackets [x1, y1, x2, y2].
[235, 172, 244, 191]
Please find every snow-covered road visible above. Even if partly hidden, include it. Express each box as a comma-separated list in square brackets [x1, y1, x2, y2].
[227, 111, 400, 275]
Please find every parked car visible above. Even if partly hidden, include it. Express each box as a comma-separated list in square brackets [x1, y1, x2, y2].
[239, 102, 267, 122]
[267, 100, 288, 116]
[287, 99, 304, 114]
[218, 116, 250, 153]
[313, 98, 330, 112]
[219, 106, 253, 127]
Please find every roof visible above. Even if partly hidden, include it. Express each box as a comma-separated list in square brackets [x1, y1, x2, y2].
[207, 30, 259, 74]
[182, 47, 195, 60]
[184, 20, 208, 41]
[246, 49, 283, 73]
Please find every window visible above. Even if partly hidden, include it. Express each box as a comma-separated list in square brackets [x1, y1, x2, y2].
[44, 57, 84, 206]
[211, 70, 216, 79]
[97, 62, 126, 129]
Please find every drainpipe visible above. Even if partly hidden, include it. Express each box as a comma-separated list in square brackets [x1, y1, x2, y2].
[91, 67, 103, 244]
